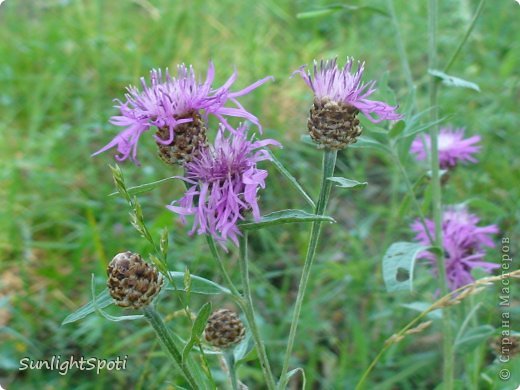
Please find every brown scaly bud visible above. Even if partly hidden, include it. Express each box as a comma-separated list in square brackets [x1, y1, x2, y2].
[204, 309, 246, 349]
[308, 98, 362, 150]
[156, 111, 208, 166]
[107, 251, 163, 309]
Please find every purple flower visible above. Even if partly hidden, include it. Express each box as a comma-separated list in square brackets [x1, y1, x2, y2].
[411, 206, 499, 290]
[167, 124, 281, 247]
[293, 58, 402, 123]
[410, 127, 481, 169]
[93, 63, 273, 164]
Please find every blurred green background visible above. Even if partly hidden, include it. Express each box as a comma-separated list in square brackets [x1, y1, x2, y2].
[1, 0, 519, 389]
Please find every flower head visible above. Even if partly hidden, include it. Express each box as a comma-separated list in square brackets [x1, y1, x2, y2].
[410, 127, 481, 169]
[93, 63, 273, 164]
[411, 206, 499, 290]
[107, 251, 163, 309]
[167, 124, 281, 247]
[294, 58, 402, 149]
[204, 309, 246, 349]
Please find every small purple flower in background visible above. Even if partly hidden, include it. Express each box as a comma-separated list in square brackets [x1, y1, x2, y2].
[93, 63, 273, 165]
[167, 124, 281, 247]
[410, 126, 481, 169]
[411, 205, 499, 290]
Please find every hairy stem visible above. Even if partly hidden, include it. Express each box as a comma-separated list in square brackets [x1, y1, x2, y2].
[278, 149, 337, 389]
[143, 306, 199, 389]
[428, 0, 454, 388]
[238, 233, 276, 390]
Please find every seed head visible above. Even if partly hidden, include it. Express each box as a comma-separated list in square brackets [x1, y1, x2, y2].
[107, 251, 163, 309]
[204, 309, 246, 349]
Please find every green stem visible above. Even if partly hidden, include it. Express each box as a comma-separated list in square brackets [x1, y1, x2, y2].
[428, 1, 453, 388]
[206, 235, 241, 296]
[443, 0, 486, 74]
[238, 232, 276, 390]
[143, 306, 198, 389]
[224, 351, 239, 390]
[392, 153, 435, 244]
[278, 149, 337, 389]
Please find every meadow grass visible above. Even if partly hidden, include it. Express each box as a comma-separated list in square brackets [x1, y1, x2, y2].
[1, 0, 519, 388]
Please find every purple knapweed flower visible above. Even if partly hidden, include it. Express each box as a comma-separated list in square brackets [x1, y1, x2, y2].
[93, 63, 273, 164]
[167, 124, 281, 247]
[293, 58, 402, 150]
[295, 58, 402, 123]
[410, 127, 481, 169]
[411, 205, 499, 290]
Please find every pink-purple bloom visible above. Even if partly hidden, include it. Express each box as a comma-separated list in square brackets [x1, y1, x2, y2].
[410, 127, 481, 169]
[293, 58, 402, 123]
[93, 63, 272, 163]
[411, 206, 499, 290]
[167, 124, 281, 247]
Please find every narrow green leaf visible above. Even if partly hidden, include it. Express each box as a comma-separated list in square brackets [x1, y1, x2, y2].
[349, 136, 391, 154]
[389, 120, 405, 138]
[455, 325, 495, 354]
[382, 242, 430, 292]
[297, 4, 388, 19]
[401, 302, 442, 319]
[327, 176, 367, 189]
[268, 150, 315, 208]
[428, 69, 480, 92]
[238, 209, 335, 231]
[109, 177, 176, 197]
[182, 302, 212, 363]
[233, 333, 254, 362]
[62, 288, 113, 325]
[166, 272, 231, 295]
[285, 367, 307, 388]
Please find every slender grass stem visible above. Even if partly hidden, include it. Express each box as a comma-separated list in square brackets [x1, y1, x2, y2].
[278, 149, 337, 389]
[386, 0, 415, 93]
[428, 0, 454, 388]
[444, 0, 486, 74]
[238, 233, 277, 390]
[355, 270, 520, 389]
[392, 153, 435, 244]
[142, 306, 198, 389]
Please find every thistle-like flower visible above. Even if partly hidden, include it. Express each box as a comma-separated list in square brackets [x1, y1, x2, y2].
[410, 127, 481, 169]
[204, 309, 246, 349]
[107, 251, 163, 309]
[93, 63, 272, 165]
[411, 206, 499, 290]
[294, 58, 402, 149]
[167, 124, 281, 247]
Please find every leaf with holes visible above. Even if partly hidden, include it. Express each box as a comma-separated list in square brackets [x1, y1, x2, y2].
[382, 242, 431, 292]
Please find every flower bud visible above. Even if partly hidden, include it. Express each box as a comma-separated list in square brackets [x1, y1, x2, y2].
[204, 309, 246, 349]
[107, 251, 163, 309]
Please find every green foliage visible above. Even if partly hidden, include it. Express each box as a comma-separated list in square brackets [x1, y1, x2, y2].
[1, 0, 519, 388]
